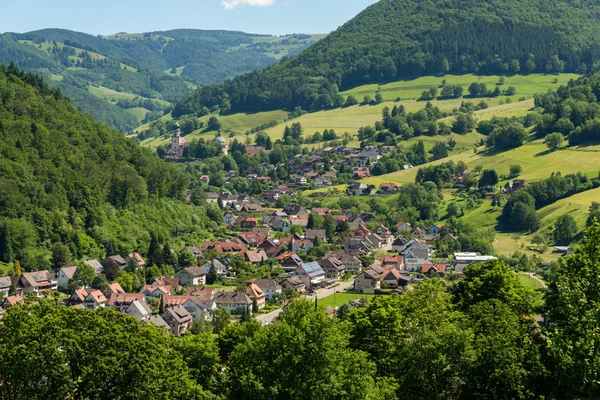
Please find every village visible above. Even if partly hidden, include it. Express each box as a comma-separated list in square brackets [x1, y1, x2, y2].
[0, 193, 499, 335]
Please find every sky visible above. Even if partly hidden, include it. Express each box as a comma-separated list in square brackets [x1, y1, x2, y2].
[0, 0, 378, 36]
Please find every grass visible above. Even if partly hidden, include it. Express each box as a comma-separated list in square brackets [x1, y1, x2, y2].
[139, 73, 577, 147]
[318, 292, 376, 308]
[517, 272, 544, 290]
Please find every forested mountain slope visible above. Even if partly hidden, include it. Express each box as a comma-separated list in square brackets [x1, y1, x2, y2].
[0, 65, 215, 270]
[0, 29, 323, 130]
[174, 0, 600, 117]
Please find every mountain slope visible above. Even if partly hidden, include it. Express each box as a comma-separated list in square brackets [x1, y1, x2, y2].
[0, 65, 215, 269]
[0, 29, 323, 130]
[173, 0, 600, 117]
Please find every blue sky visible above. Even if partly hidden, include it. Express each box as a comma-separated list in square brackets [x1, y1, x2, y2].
[0, 0, 378, 36]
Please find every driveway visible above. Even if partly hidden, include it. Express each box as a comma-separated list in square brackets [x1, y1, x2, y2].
[256, 279, 355, 325]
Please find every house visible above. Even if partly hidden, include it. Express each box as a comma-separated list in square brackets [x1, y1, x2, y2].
[103, 282, 125, 297]
[502, 180, 528, 194]
[162, 305, 193, 336]
[56, 266, 77, 289]
[126, 300, 153, 322]
[153, 276, 181, 289]
[454, 253, 498, 273]
[182, 297, 217, 322]
[403, 243, 431, 272]
[148, 315, 170, 332]
[341, 254, 363, 273]
[314, 177, 332, 188]
[83, 289, 108, 309]
[378, 183, 398, 194]
[1, 294, 24, 308]
[183, 245, 204, 263]
[283, 204, 307, 216]
[381, 268, 410, 288]
[245, 283, 266, 309]
[0, 276, 12, 295]
[107, 292, 145, 312]
[404, 241, 430, 260]
[205, 192, 220, 203]
[161, 294, 191, 309]
[344, 237, 372, 256]
[296, 261, 326, 289]
[374, 225, 392, 241]
[289, 214, 308, 228]
[251, 279, 282, 301]
[235, 216, 258, 230]
[252, 227, 270, 237]
[354, 267, 383, 293]
[395, 222, 412, 233]
[245, 145, 264, 156]
[263, 191, 280, 203]
[103, 255, 127, 272]
[305, 229, 326, 242]
[69, 288, 89, 306]
[224, 212, 236, 226]
[141, 284, 172, 300]
[422, 263, 451, 277]
[260, 240, 283, 258]
[320, 257, 346, 280]
[126, 252, 146, 269]
[368, 233, 387, 249]
[381, 255, 404, 269]
[199, 259, 229, 277]
[237, 232, 267, 248]
[280, 253, 304, 271]
[244, 249, 269, 265]
[83, 259, 104, 274]
[281, 276, 306, 293]
[200, 175, 211, 185]
[214, 291, 253, 314]
[391, 237, 409, 253]
[348, 182, 369, 196]
[292, 238, 313, 252]
[426, 225, 443, 235]
[175, 267, 207, 286]
[242, 204, 263, 213]
[19, 271, 58, 296]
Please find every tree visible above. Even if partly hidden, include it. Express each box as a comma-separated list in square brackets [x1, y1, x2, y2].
[252, 298, 259, 313]
[51, 243, 71, 270]
[212, 307, 230, 334]
[545, 223, 600, 396]
[74, 263, 95, 288]
[0, 223, 13, 263]
[229, 300, 387, 399]
[478, 169, 499, 189]
[375, 93, 383, 103]
[451, 260, 538, 315]
[554, 214, 578, 245]
[544, 132, 564, 151]
[344, 95, 358, 107]
[431, 142, 448, 160]
[147, 233, 163, 266]
[363, 95, 373, 104]
[13, 260, 22, 276]
[587, 202, 600, 227]
[208, 116, 221, 131]
[206, 264, 218, 285]
[178, 251, 196, 269]
[91, 274, 108, 290]
[509, 164, 522, 178]
[0, 302, 208, 399]
[116, 273, 133, 292]
[452, 113, 475, 134]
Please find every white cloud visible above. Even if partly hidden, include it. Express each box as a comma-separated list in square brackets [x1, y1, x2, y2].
[221, 0, 276, 10]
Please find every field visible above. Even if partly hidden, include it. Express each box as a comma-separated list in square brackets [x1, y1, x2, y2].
[318, 292, 376, 308]
[517, 273, 545, 290]
[140, 73, 578, 148]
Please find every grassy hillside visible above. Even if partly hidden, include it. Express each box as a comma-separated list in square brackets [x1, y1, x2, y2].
[0, 30, 323, 131]
[143, 73, 576, 148]
[173, 0, 599, 117]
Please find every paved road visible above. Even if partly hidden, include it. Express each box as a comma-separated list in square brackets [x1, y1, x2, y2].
[256, 279, 355, 325]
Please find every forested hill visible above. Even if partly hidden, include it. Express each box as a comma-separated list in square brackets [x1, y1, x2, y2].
[0, 29, 323, 131]
[0, 65, 215, 270]
[173, 0, 600, 117]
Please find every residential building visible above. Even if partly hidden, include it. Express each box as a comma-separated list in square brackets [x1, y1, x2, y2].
[126, 300, 153, 322]
[162, 305, 193, 336]
[354, 267, 383, 293]
[182, 297, 217, 322]
[348, 182, 369, 196]
[56, 266, 77, 289]
[141, 284, 172, 300]
[214, 291, 253, 314]
[502, 180, 529, 194]
[103, 282, 125, 297]
[378, 183, 398, 194]
[175, 267, 207, 286]
[126, 252, 145, 269]
[83, 259, 104, 274]
[19, 271, 57, 296]
[0, 276, 11, 295]
[320, 257, 346, 280]
[102, 255, 127, 272]
[295, 261, 326, 289]
[305, 229, 326, 242]
[83, 289, 108, 309]
[454, 253, 498, 272]
[107, 293, 145, 312]
[245, 283, 266, 309]
[281, 276, 306, 293]
[251, 279, 282, 301]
